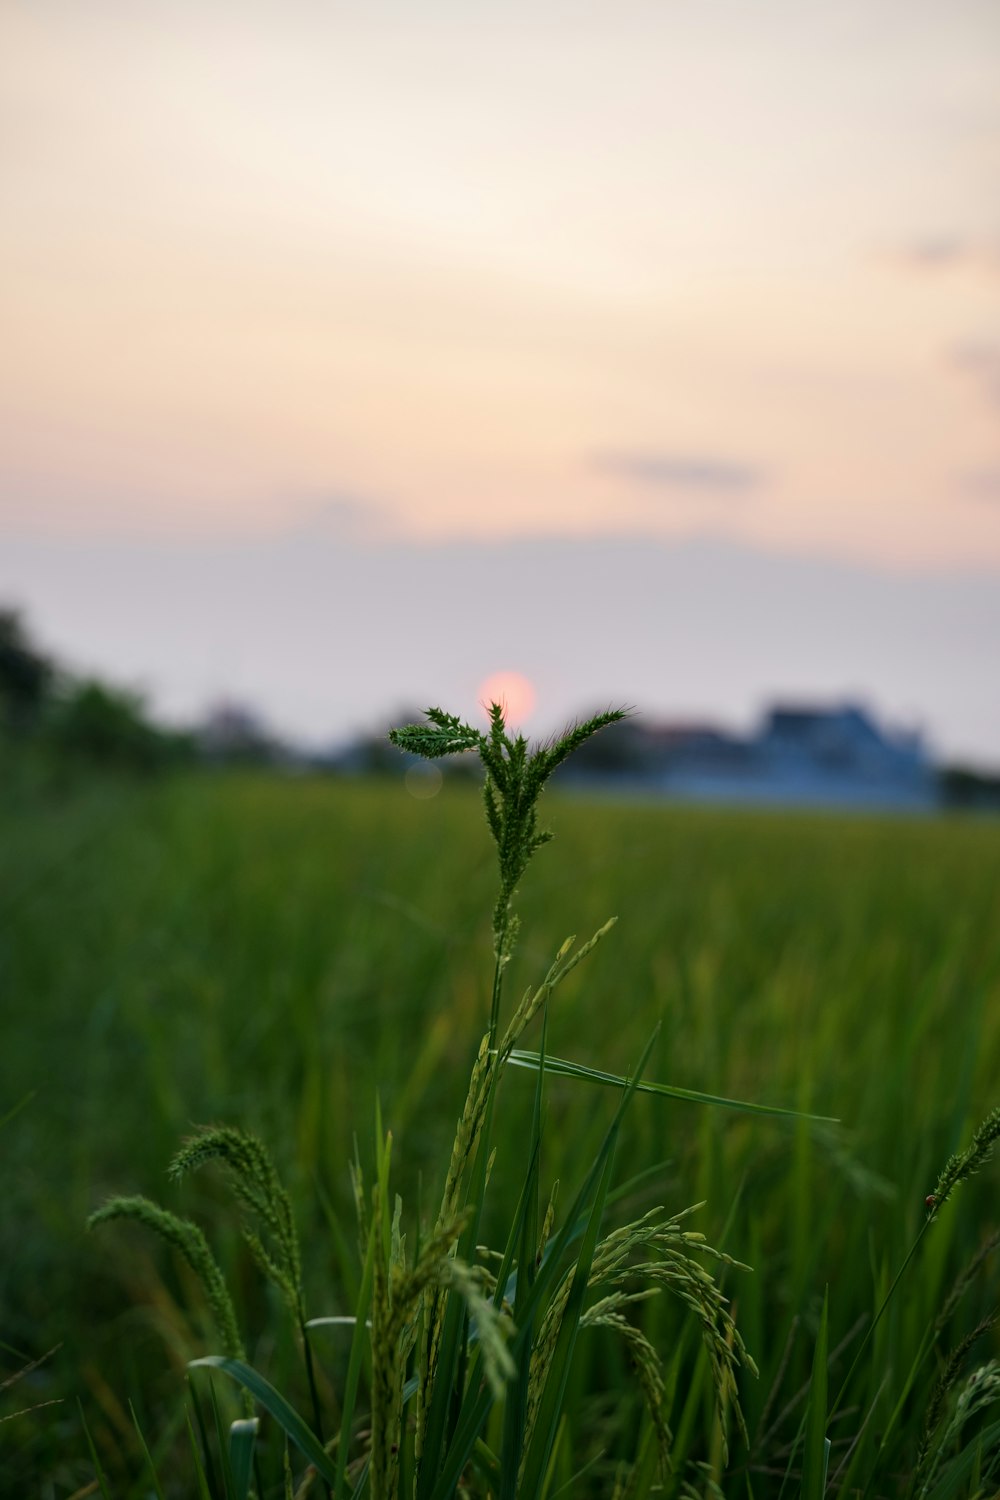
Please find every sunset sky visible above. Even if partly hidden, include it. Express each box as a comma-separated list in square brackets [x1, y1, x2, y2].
[2, 2, 999, 758]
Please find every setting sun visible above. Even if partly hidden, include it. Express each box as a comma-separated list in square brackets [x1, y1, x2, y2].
[477, 670, 537, 727]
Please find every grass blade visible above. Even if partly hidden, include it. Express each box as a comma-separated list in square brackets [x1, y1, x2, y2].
[507, 1050, 838, 1121]
[518, 1135, 618, 1500]
[209, 1377, 237, 1499]
[500, 998, 548, 1497]
[334, 1217, 376, 1500]
[802, 1289, 830, 1500]
[190, 1357, 339, 1488]
[227, 1417, 258, 1500]
[188, 1373, 224, 1500]
[130, 1400, 166, 1500]
[77, 1399, 112, 1500]
[416, 1076, 503, 1500]
[184, 1406, 215, 1500]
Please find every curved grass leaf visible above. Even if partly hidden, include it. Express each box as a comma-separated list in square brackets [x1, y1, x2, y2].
[507, 1049, 838, 1122]
[189, 1357, 339, 1488]
[305, 1316, 370, 1330]
[191, 1358, 418, 1498]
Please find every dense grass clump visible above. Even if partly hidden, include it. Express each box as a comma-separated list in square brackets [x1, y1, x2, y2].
[2, 726, 1000, 1495]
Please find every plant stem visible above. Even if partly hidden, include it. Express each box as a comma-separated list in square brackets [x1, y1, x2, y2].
[829, 1220, 931, 1426]
[488, 941, 505, 1051]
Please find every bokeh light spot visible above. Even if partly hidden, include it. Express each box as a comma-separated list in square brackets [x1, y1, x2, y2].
[404, 762, 443, 800]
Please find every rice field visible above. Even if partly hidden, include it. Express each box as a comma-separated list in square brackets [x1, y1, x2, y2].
[3, 766, 1000, 1495]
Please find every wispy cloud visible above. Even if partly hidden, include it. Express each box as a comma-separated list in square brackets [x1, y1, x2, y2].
[281, 494, 398, 542]
[893, 236, 1000, 276]
[592, 451, 766, 494]
[948, 342, 1000, 408]
[958, 468, 1000, 502]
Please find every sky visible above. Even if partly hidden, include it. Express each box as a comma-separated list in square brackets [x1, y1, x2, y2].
[2, 2, 999, 760]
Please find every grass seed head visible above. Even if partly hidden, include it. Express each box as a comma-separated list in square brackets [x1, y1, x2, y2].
[930, 1106, 1000, 1217]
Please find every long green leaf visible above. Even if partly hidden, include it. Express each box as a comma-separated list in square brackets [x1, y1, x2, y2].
[416, 1076, 502, 1500]
[227, 1417, 258, 1500]
[184, 1407, 215, 1500]
[472, 1438, 502, 1489]
[209, 1372, 241, 1499]
[801, 1290, 830, 1500]
[187, 1373, 223, 1500]
[77, 1400, 112, 1500]
[507, 1050, 838, 1121]
[130, 1400, 166, 1500]
[512, 1029, 659, 1337]
[189, 1357, 339, 1488]
[518, 1134, 618, 1499]
[334, 1217, 376, 1500]
[501, 998, 548, 1498]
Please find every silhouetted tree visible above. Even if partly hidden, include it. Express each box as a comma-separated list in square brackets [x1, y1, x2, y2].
[0, 609, 53, 733]
[49, 680, 163, 770]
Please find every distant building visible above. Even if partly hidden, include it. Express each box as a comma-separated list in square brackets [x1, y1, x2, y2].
[751, 703, 930, 806]
[567, 701, 936, 810]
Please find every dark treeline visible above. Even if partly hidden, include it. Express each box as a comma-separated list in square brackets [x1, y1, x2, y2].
[0, 608, 196, 774]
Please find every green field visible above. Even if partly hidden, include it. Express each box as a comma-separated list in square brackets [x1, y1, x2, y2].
[3, 768, 1000, 1495]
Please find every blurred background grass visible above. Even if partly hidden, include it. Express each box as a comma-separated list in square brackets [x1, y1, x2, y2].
[3, 768, 999, 1491]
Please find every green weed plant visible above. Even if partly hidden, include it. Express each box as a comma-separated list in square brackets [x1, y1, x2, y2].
[89, 705, 764, 1497]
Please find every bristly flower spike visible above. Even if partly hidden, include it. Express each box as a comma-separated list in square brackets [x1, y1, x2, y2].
[928, 1106, 1000, 1218]
[390, 701, 627, 1038]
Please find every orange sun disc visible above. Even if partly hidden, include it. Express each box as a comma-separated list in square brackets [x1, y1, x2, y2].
[477, 670, 537, 726]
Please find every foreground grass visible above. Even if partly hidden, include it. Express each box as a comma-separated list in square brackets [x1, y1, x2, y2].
[2, 767, 999, 1493]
